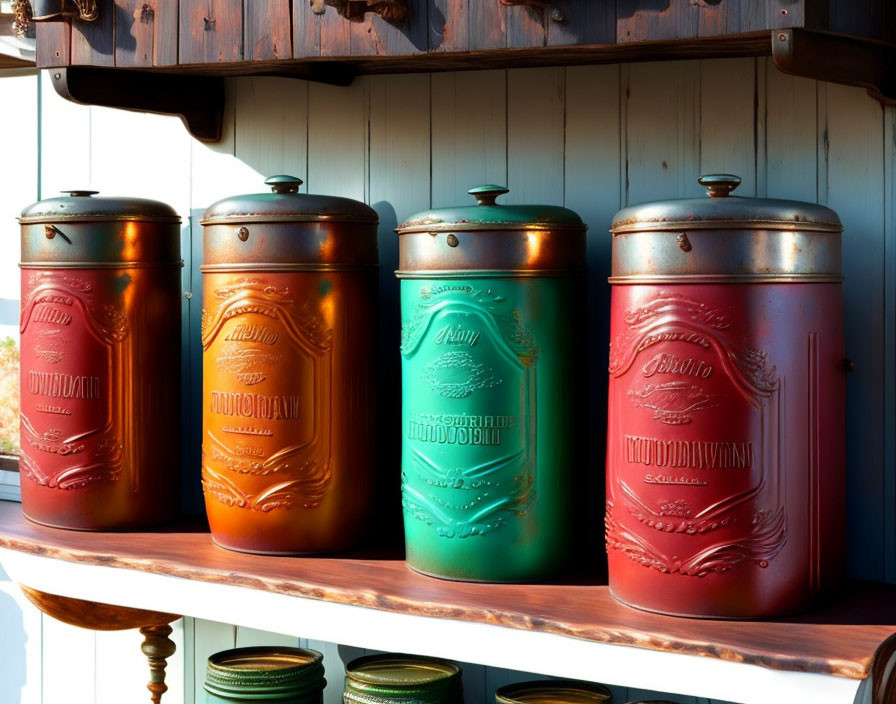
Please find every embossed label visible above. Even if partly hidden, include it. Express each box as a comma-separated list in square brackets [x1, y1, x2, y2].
[201, 277, 333, 512]
[19, 272, 126, 490]
[606, 291, 785, 577]
[401, 285, 537, 539]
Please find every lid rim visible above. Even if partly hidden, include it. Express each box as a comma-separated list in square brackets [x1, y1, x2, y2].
[611, 219, 842, 234]
[398, 222, 588, 233]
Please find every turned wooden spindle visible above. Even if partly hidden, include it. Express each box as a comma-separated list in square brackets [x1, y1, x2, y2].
[140, 623, 177, 704]
[19, 586, 180, 704]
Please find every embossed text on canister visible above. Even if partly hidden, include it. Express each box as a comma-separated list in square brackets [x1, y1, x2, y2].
[606, 174, 846, 618]
[397, 185, 586, 582]
[201, 175, 378, 555]
[18, 191, 182, 530]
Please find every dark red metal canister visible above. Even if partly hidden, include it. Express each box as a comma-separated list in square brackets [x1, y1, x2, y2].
[605, 174, 846, 618]
[18, 191, 182, 529]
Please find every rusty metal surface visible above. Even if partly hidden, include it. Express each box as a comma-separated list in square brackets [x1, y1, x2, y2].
[18, 193, 182, 530]
[610, 174, 842, 282]
[397, 186, 585, 276]
[605, 175, 846, 618]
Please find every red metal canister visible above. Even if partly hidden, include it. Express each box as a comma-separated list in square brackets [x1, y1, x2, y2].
[605, 174, 845, 618]
[18, 191, 182, 529]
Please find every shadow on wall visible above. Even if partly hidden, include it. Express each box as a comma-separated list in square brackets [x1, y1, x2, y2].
[0, 565, 27, 704]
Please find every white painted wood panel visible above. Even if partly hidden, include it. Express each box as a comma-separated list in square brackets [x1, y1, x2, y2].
[431, 70, 507, 207]
[821, 83, 886, 581]
[506, 67, 565, 205]
[0, 564, 40, 704]
[0, 70, 37, 342]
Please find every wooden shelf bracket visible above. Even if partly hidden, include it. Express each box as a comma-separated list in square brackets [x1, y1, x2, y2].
[772, 28, 896, 105]
[49, 66, 225, 142]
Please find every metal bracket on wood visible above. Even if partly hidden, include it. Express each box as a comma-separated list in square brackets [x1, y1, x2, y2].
[772, 28, 896, 105]
[50, 66, 224, 142]
[311, 0, 408, 23]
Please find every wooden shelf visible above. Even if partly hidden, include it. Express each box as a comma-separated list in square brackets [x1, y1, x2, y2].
[26, 0, 896, 141]
[0, 501, 893, 703]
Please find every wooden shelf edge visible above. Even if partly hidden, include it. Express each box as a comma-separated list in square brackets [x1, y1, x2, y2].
[0, 546, 871, 704]
[0, 501, 893, 695]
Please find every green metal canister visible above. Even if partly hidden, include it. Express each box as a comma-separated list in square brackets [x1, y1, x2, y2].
[396, 185, 586, 582]
[495, 680, 612, 704]
[344, 653, 463, 704]
[204, 646, 325, 703]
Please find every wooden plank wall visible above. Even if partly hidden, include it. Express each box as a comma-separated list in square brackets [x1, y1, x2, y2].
[39, 0, 812, 68]
[1, 55, 895, 702]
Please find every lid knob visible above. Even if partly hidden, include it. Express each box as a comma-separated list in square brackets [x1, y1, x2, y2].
[468, 184, 509, 206]
[265, 175, 304, 194]
[698, 174, 741, 198]
[60, 190, 98, 197]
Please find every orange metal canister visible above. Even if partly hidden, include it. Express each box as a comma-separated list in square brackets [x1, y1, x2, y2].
[200, 176, 378, 554]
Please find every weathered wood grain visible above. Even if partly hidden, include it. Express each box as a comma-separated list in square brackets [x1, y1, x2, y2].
[71, 0, 115, 66]
[179, 0, 242, 64]
[350, 0, 428, 56]
[244, 0, 291, 61]
[0, 502, 894, 680]
[469, 0, 504, 50]
[114, 0, 154, 66]
[35, 19, 71, 68]
[623, 60, 701, 204]
[547, 0, 614, 47]
[503, 3, 545, 50]
[431, 69, 507, 206]
[617, 0, 700, 43]
[506, 66, 564, 204]
[20, 587, 178, 630]
[113, 0, 179, 66]
[699, 58, 757, 195]
[821, 83, 887, 583]
[429, 0, 468, 51]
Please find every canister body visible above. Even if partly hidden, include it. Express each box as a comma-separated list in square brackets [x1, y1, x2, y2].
[19, 216, 181, 530]
[202, 269, 376, 554]
[400, 276, 577, 581]
[606, 282, 845, 617]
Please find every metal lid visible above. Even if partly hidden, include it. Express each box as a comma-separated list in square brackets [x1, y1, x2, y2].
[396, 186, 586, 277]
[201, 175, 378, 224]
[205, 646, 325, 698]
[19, 190, 181, 224]
[611, 174, 841, 233]
[496, 680, 612, 704]
[399, 185, 585, 233]
[609, 174, 842, 283]
[344, 654, 462, 704]
[200, 176, 378, 271]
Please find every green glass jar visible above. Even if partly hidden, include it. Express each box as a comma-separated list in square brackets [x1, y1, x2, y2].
[396, 185, 587, 582]
[495, 680, 612, 704]
[343, 653, 463, 704]
[204, 646, 326, 703]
